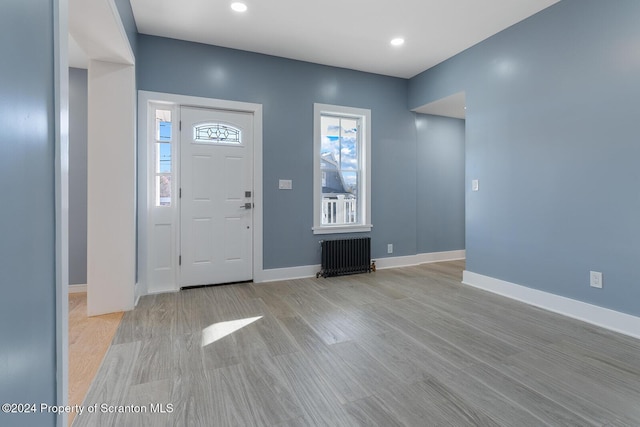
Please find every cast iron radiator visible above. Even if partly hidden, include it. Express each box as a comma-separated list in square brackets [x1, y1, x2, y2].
[317, 237, 372, 278]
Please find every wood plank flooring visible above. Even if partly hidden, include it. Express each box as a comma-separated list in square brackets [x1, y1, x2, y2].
[68, 292, 124, 426]
[72, 261, 640, 426]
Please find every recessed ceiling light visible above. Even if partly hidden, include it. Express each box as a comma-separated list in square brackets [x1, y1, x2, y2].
[231, 2, 247, 12]
[390, 38, 405, 47]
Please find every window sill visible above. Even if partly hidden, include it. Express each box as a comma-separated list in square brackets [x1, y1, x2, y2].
[312, 224, 373, 235]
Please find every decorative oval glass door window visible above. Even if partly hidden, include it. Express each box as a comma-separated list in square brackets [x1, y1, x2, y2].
[193, 123, 242, 145]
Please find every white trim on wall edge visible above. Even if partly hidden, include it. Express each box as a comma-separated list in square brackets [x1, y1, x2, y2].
[462, 270, 640, 340]
[258, 250, 465, 283]
[55, 1, 70, 424]
[69, 284, 87, 293]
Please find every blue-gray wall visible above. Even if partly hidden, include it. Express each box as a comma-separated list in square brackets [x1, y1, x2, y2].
[69, 67, 88, 285]
[0, 0, 58, 425]
[410, 0, 640, 317]
[416, 114, 465, 254]
[114, 0, 138, 58]
[138, 36, 452, 268]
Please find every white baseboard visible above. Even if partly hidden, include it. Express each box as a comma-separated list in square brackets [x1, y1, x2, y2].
[373, 255, 421, 270]
[258, 250, 466, 283]
[375, 250, 466, 270]
[259, 264, 322, 283]
[146, 288, 180, 295]
[69, 284, 87, 293]
[134, 282, 141, 307]
[462, 270, 640, 340]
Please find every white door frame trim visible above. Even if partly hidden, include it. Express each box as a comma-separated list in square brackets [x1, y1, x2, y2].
[138, 91, 264, 295]
[55, 0, 70, 424]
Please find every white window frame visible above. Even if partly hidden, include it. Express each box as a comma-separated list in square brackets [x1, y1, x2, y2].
[313, 103, 372, 234]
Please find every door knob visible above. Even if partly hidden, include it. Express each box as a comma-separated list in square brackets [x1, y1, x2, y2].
[240, 203, 252, 209]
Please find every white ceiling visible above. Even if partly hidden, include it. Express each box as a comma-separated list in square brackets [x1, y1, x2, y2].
[69, 0, 558, 117]
[130, 0, 559, 79]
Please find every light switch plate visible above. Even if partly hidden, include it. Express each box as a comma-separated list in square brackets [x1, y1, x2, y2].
[472, 179, 479, 192]
[279, 179, 292, 190]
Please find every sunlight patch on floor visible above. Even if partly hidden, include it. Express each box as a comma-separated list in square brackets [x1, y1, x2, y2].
[201, 316, 263, 347]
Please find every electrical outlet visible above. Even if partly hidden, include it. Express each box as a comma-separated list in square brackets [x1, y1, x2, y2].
[590, 271, 603, 289]
[387, 244, 393, 254]
[278, 179, 292, 190]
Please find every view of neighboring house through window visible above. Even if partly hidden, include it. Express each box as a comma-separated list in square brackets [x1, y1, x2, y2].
[313, 103, 371, 234]
[321, 116, 359, 224]
[155, 109, 172, 206]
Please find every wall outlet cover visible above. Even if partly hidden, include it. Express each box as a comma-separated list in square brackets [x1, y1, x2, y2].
[279, 179, 292, 190]
[590, 271, 603, 289]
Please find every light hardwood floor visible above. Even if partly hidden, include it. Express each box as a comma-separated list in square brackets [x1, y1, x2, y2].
[73, 261, 640, 426]
[69, 293, 123, 426]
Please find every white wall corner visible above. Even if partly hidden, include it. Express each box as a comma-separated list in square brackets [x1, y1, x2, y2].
[87, 60, 136, 315]
[462, 270, 640, 340]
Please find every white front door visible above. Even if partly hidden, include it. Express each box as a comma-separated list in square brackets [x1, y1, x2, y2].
[180, 106, 253, 287]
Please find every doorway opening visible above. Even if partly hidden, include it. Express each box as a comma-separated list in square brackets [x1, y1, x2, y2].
[412, 91, 467, 259]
